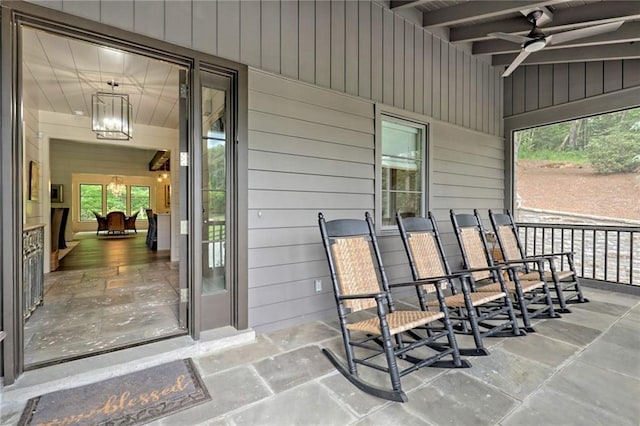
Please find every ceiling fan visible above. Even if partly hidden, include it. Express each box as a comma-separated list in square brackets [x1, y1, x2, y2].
[489, 10, 624, 77]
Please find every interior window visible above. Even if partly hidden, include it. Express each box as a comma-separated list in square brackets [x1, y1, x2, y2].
[130, 185, 151, 219]
[79, 184, 103, 221]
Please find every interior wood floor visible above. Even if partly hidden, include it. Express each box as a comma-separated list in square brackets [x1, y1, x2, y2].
[25, 231, 182, 367]
[57, 230, 169, 270]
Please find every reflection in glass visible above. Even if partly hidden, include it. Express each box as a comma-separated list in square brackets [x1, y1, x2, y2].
[381, 120, 425, 226]
[202, 86, 227, 294]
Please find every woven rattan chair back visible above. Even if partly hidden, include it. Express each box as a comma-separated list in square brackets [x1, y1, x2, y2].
[407, 232, 447, 279]
[459, 228, 491, 280]
[496, 225, 521, 260]
[330, 236, 379, 312]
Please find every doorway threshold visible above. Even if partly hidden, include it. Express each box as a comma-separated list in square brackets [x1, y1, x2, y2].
[3, 327, 255, 403]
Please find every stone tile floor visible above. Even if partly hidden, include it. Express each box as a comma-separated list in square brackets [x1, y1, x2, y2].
[24, 262, 182, 366]
[2, 286, 639, 425]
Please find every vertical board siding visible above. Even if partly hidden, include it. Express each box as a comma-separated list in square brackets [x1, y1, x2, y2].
[280, 0, 298, 79]
[404, 22, 414, 112]
[505, 59, 640, 117]
[440, 41, 448, 122]
[345, 0, 359, 96]
[298, 0, 315, 84]
[192, 1, 218, 56]
[217, 0, 240, 61]
[358, 0, 372, 99]
[133, 1, 164, 41]
[330, 0, 346, 92]
[240, 1, 262, 68]
[45, 0, 504, 136]
[370, 3, 383, 102]
[382, 8, 394, 105]
[432, 37, 441, 120]
[414, 26, 424, 115]
[100, 1, 134, 31]
[165, 1, 191, 48]
[423, 31, 433, 117]
[315, 0, 331, 89]
[393, 14, 404, 109]
[261, 0, 281, 74]
[604, 60, 623, 93]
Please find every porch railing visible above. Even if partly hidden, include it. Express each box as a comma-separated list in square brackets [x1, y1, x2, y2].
[516, 222, 640, 286]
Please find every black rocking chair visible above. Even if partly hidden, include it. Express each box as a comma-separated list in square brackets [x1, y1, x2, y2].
[318, 212, 470, 402]
[489, 210, 588, 313]
[450, 209, 560, 332]
[397, 212, 523, 357]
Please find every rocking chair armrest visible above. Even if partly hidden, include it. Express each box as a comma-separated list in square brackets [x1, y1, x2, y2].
[499, 258, 544, 267]
[337, 292, 387, 301]
[489, 262, 526, 273]
[542, 251, 575, 259]
[388, 273, 465, 289]
[459, 264, 513, 274]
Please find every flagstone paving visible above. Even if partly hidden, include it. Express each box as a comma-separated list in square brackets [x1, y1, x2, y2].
[2, 287, 638, 425]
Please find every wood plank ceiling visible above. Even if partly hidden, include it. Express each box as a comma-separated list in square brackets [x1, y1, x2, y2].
[22, 27, 181, 130]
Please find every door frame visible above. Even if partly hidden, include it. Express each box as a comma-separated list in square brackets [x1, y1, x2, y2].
[0, 1, 248, 384]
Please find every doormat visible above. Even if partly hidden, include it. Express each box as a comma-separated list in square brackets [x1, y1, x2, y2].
[18, 359, 210, 426]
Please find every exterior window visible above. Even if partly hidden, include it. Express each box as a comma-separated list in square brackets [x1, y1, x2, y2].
[79, 184, 103, 221]
[380, 117, 426, 227]
[130, 185, 150, 219]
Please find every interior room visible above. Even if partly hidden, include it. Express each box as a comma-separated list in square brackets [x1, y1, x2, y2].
[21, 26, 186, 367]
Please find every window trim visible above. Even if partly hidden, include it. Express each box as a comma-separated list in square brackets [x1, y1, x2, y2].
[375, 107, 430, 233]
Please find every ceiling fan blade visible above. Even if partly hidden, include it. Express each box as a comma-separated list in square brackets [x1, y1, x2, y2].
[502, 50, 531, 77]
[488, 32, 533, 45]
[547, 21, 624, 46]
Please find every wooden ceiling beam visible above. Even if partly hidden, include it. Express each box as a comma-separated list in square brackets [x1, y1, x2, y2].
[390, 0, 434, 10]
[452, 1, 640, 42]
[421, 0, 563, 28]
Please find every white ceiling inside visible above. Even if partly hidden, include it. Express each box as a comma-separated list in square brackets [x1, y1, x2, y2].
[22, 26, 182, 131]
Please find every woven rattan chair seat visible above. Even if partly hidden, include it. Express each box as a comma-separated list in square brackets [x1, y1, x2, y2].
[475, 279, 544, 294]
[346, 310, 445, 335]
[520, 270, 573, 281]
[426, 290, 507, 308]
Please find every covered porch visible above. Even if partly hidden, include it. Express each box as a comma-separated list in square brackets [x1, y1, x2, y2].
[2, 284, 638, 425]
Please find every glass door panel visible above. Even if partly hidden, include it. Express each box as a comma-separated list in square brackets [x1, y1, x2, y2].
[199, 72, 231, 328]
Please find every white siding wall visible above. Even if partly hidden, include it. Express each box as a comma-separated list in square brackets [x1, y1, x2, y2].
[28, 0, 503, 137]
[505, 60, 640, 117]
[23, 107, 43, 227]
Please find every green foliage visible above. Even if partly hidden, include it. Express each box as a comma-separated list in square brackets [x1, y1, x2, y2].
[79, 184, 103, 221]
[586, 132, 640, 174]
[518, 148, 588, 164]
[515, 106, 640, 174]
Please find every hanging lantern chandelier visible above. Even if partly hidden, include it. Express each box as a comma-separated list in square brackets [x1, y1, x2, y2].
[92, 80, 133, 140]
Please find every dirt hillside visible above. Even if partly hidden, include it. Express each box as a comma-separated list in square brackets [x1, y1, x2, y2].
[516, 160, 640, 221]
